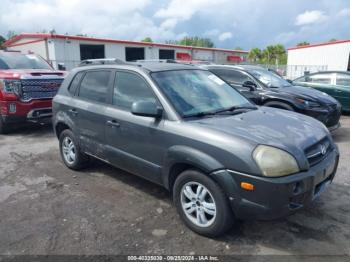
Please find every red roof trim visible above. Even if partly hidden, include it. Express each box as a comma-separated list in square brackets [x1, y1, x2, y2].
[3, 33, 248, 54]
[288, 39, 350, 51]
[4, 38, 45, 48]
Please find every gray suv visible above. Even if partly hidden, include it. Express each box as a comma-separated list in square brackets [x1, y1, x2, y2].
[53, 61, 339, 237]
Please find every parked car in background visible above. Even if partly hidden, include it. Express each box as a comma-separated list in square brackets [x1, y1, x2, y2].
[203, 65, 342, 130]
[293, 71, 350, 112]
[0, 50, 66, 134]
[53, 60, 339, 237]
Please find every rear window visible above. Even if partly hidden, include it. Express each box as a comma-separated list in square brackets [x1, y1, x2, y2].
[68, 72, 84, 95]
[336, 73, 350, 86]
[78, 70, 111, 103]
[0, 53, 52, 70]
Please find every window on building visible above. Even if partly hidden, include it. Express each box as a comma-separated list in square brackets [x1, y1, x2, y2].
[159, 49, 175, 60]
[78, 70, 111, 103]
[113, 71, 156, 110]
[80, 44, 105, 61]
[125, 47, 145, 61]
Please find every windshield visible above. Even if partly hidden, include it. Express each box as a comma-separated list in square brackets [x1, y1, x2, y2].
[151, 70, 253, 118]
[249, 69, 291, 88]
[0, 53, 52, 70]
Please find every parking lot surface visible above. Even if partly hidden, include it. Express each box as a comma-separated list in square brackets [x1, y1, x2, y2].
[0, 116, 349, 256]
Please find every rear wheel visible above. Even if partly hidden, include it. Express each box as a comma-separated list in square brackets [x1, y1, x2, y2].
[264, 101, 294, 111]
[59, 129, 89, 170]
[173, 169, 234, 237]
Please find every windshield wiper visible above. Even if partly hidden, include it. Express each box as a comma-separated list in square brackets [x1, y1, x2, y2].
[183, 105, 257, 118]
[214, 105, 257, 114]
[183, 111, 216, 118]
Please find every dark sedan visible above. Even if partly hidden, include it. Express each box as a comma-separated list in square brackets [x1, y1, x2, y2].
[293, 71, 350, 113]
[203, 65, 342, 130]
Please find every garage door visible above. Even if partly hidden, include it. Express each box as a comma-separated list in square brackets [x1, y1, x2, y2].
[125, 47, 145, 61]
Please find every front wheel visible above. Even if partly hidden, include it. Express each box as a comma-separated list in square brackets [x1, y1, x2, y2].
[173, 170, 234, 237]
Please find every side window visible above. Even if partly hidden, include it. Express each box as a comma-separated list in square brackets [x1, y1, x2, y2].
[336, 73, 350, 86]
[295, 76, 306, 83]
[210, 69, 250, 85]
[113, 71, 156, 110]
[309, 74, 332, 85]
[78, 70, 111, 103]
[68, 71, 84, 95]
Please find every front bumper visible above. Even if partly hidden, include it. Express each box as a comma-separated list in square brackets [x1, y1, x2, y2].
[0, 100, 53, 124]
[299, 105, 341, 129]
[218, 148, 339, 220]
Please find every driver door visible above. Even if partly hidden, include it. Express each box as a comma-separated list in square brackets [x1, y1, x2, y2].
[210, 68, 260, 103]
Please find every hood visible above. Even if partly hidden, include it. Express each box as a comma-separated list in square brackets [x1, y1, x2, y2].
[0, 69, 66, 79]
[274, 85, 338, 105]
[189, 107, 329, 157]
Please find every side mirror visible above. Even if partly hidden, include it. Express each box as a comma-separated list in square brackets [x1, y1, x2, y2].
[286, 79, 293, 84]
[58, 63, 66, 71]
[242, 80, 257, 91]
[131, 100, 163, 118]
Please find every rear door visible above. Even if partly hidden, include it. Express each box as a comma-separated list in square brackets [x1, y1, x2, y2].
[335, 73, 350, 110]
[104, 70, 164, 185]
[74, 69, 114, 157]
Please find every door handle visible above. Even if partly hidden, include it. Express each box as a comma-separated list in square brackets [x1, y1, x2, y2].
[69, 108, 78, 116]
[106, 120, 120, 128]
[335, 90, 342, 93]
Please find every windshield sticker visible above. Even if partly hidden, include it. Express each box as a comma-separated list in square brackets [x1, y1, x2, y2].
[208, 74, 225, 85]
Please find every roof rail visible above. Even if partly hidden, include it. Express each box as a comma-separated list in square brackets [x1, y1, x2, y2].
[78, 58, 127, 66]
[134, 59, 177, 63]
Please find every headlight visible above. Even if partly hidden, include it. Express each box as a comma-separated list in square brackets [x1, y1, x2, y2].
[253, 145, 299, 177]
[0, 79, 21, 95]
[295, 98, 321, 108]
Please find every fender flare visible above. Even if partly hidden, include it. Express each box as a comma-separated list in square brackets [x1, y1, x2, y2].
[162, 145, 225, 190]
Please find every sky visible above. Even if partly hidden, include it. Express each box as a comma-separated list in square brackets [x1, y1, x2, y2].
[0, 0, 350, 50]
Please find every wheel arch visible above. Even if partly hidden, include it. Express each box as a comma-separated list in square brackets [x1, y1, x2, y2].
[163, 145, 225, 192]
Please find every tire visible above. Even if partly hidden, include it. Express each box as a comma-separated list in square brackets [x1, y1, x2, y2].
[173, 169, 234, 237]
[59, 129, 89, 170]
[0, 116, 10, 134]
[263, 101, 294, 111]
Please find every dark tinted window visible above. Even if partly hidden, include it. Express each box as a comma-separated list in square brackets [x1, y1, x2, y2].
[78, 70, 111, 103]
[68, 72, 84, 95]
[210, 68, 250, 85]
[113, 71, 156, 109]
[336, 73, 350, 86]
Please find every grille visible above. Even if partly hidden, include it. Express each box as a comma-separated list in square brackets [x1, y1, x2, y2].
[20, 79, 64, 101]
[305, 137, 332, 166]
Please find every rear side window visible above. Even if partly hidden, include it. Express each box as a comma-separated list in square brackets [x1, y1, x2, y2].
[78, 70, 111, 103]
[210, 69, 250, 85]
[68, 72, 84, 95]
[336, 73, 350, 86]
[113, 71, 156, 110]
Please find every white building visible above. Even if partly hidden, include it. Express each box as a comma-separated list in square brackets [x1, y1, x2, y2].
[3, 33, 248, 70]
[287, 39, 350, 79]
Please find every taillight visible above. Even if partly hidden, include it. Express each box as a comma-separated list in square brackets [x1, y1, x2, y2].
[0, 79, 21, 95]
